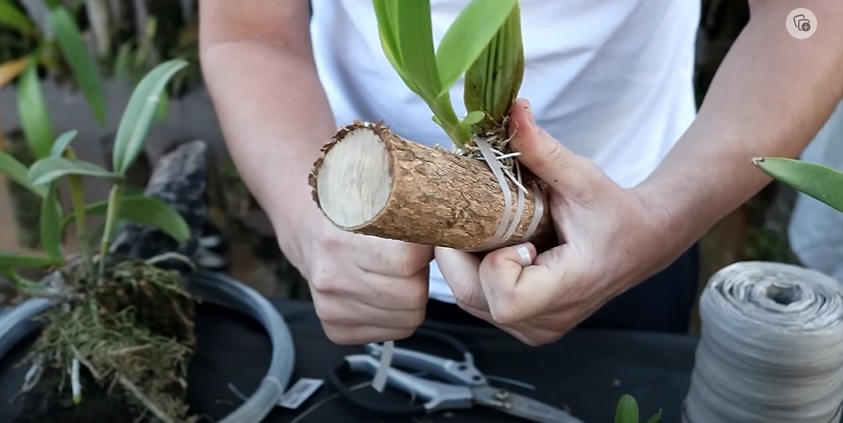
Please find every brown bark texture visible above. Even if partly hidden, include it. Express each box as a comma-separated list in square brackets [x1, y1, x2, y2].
[308, 121, 558, 252]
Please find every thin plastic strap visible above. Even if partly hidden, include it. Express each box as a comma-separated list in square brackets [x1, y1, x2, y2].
[469, 137, 540, 251]
[500, 162, 527, 243]
[371, 340, 394, 392]
[328, 360, 426, 416]
[470, 137, 515, 251]
[522, 181, 544, 243]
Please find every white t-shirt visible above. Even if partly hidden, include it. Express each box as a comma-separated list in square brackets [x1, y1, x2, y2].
[308, 0, 700, 303]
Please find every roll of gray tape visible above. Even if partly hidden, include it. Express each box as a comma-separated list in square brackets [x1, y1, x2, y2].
[683, 261, 843, 423]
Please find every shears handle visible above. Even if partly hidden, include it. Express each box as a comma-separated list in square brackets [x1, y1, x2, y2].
[327, 354, 473, 416]
[365, 343, 487, 386]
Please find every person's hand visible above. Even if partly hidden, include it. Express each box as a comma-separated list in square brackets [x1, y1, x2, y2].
[435, 99, 677, 346]
[282, 214, 434, 345]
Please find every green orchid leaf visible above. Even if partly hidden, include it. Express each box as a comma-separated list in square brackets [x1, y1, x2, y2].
[112, 43, 133, 81]
[28, 157, 120, 186]
[394, 0, 441, 101]
[112, 59, 188, 175]
[615, 394, 639, 423]
[753, 157, 843, 213]
[0, 0, 36, 35]
[49, 7, 106, 125]
[155, 89, 170, 121]
[372, 0, 419, 94]
[435, 0, 518, 98]
[0, 151, 47, 197]
[372, 0, 401, 67]
[39, 182, 64, 261]
[0, 267, 38, 288]
[0, 252, 63, 269]
[62, 195, 190, 242]
[462, 110, 486, 125]
[49, 130, 79, 157]
[463, 3, 524, 127]
[646, 410, 663, 423]
[16, 57, 55, 159]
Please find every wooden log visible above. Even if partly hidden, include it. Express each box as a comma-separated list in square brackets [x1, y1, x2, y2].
[308, 121, 558, 252]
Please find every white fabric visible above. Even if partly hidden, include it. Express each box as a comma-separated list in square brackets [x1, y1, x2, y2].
[309, 0, 700, 303]
[788, 100, 843, 284]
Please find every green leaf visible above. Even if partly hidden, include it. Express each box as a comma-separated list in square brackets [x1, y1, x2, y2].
[394, 0, 441, 101]
[435, 0, 518, 98]
[372, 0, 418, 93]
[615, 394, 639, 423]
[0, 267, 37, 287]
[753, 157, 843, 213]
[462, 110, 486, 125]
[62, 195, 190, 242]
[155, 88, 170, 121]
[112, 43, 133, 81]
[49, 130, 78, 157]
[28, 157, 119, 186]
[112, 59, 188, 175]
[0, 0, 36, 35]
[48, 7, 106, 125]
[462, 4, 524, 126]
[372, 0, 402, 68]
[0, 151, 47, 197]
[646, 410, 663, 423]
[16, 57, 55, 159]
[0, 252, 63, 269]
[39, 182, 63, 261]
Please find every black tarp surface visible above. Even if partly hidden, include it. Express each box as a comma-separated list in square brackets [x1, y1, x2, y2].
[0, 299, 698, 422]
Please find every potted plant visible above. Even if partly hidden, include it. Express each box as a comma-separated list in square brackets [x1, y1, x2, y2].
[0, 58, 294, 423]
[308, 0, 557, 252]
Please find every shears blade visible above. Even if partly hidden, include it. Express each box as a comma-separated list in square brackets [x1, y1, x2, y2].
[471, 386, 586, 423]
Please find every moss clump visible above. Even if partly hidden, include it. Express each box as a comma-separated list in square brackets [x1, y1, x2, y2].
[15, 259, 198, 423]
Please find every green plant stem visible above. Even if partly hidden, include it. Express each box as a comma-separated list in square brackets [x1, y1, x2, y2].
[97, 183, 123, 281]
[64, 149, 93, 270]
[428, 94, 472, 147]
[68, 174, 92, 267]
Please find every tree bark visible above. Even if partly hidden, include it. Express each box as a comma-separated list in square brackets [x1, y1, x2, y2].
[309, 121, 557, 252]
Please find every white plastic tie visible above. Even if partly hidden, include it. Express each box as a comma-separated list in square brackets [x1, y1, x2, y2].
[469, 136, 543, 252]
[371, 340, 394, 393]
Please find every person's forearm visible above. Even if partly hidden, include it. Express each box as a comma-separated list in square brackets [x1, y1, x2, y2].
[636, 0, 843, 257]
[199, 3, 336, 257]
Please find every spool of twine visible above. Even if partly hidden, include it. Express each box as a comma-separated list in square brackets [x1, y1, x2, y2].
[683, 261, 843, 423]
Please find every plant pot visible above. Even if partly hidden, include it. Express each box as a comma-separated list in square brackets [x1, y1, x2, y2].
[0, 270, 295, 423]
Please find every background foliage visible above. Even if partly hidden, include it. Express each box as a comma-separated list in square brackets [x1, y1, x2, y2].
[0, 0, 799, 309]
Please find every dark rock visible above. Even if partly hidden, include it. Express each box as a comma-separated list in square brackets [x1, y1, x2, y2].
[109, 140, 209, 273]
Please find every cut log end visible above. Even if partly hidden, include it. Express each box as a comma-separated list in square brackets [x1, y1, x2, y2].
[309, 121, 558, 252]
[315, 126, 392, 229]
